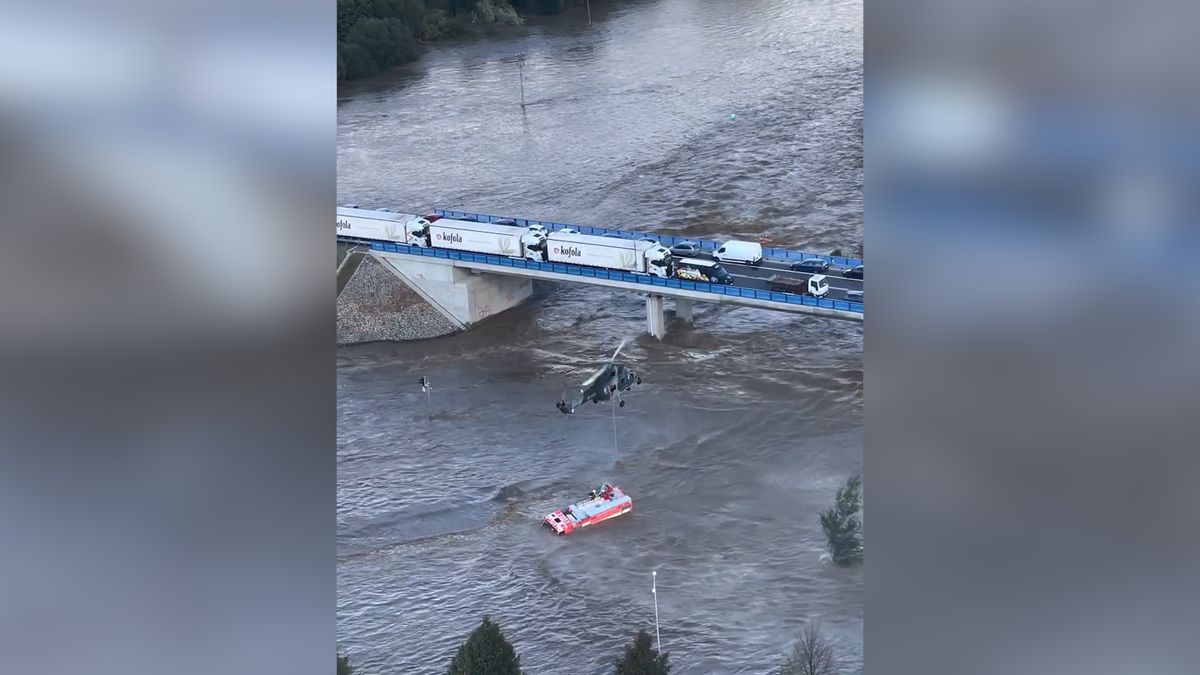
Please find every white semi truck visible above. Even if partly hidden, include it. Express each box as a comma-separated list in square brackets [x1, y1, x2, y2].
[338, 207, 681, 280]
[337, 206, 432, 247]
[545, 230, 672, 277]
[426, 218, 547, 261]
[338, 207, 548, 259]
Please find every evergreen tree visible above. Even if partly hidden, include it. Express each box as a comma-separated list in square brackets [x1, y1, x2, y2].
[779, 622, 839, 675]
[613, 629, 670, 675]
[510, 0, 566, 14]
[337, 648, 353, 675]
[819, 474, 863, 565]
[447, 616, 523, 675]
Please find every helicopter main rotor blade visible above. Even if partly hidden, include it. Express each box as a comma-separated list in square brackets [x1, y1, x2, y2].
[608, 337, 629, 363]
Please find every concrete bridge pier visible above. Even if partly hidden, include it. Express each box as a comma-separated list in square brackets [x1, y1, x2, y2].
[374, 253, 532, 329]
[646, 293, 666, 339]
[674, 298, 694, 323]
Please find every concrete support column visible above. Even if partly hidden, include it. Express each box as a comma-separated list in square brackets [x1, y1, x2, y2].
[375, 254, 532, 329]
[646, 293, 666, 339]
[675, 298, 694, 323]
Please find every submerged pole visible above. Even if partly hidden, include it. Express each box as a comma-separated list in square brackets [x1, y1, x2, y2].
[517, 55, 526, 108]
[420, 376, 432, 419]
[652, 570, 661, 651]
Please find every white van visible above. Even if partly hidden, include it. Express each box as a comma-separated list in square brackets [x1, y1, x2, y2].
[713, 240, 764, 266]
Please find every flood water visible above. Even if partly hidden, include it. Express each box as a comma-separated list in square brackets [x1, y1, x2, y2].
[337, 0, 863, 672]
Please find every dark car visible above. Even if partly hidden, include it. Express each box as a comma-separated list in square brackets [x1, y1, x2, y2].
[457, 215, 479, 222]
[669, 241, 703, 257]
[492, 218, 517, 226]
[843, 264, 863, 280]
[790, 258, 830, 274]
[847, 290, 864, 304]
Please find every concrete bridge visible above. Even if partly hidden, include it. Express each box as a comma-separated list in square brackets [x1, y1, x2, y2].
[338, 207, 863, 339]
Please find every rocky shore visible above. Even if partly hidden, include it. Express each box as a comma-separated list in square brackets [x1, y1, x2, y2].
[337, 255, 460, 344]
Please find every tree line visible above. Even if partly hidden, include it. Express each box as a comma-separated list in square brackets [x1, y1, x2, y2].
[338, 0, 592, 80]
[337, 475, 861, 674]
[339, 616, 844, 674]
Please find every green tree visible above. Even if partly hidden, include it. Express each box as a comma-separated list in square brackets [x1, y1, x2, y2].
[779, 622, 839, 675]
[613, 629, 670, 675]
[471, 0, 524, 25]
[447, 616, 523, 675]
[337, 648, 353, 675]
[510, 0, 566, 14]
[819, 474, 863, 565]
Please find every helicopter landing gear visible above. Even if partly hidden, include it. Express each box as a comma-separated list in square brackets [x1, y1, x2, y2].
[619, 400, 626, 407]
[636, 377, 642, 385]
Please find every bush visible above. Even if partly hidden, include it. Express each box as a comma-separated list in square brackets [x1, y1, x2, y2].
[513, 0, 566, 14]
[613, 629, 670, 675]
[819, 474, 863, 565]
[337, 0, 530, 78]
[779, 622, 839, 675]
[471, 0, 525, 25]
[447, 616, 523, 675]
[420, 9, 455, 39]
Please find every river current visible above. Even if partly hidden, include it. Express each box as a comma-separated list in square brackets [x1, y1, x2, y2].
[338, 1, 862, 672]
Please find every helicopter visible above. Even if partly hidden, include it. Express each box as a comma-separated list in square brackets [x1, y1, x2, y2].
[556, 338, 643, 414]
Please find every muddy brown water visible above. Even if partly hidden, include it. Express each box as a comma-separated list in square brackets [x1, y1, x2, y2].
[338, 1, 862, 672]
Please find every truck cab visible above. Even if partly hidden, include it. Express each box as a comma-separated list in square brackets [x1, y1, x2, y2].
[643, 245, 673, 278]
[807, 274, 830, 297]
[521, 228, 549, 261]
[403, 215, 444, 247]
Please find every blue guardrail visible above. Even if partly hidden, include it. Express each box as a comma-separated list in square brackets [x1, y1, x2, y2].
[433, 209, 864, 268]
[342, 237, 864, 315]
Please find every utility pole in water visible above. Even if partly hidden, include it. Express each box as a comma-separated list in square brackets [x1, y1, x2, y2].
[517, 53, 526, 109]
[419, 376, 432, 419]
[587, 0, 592, 26]
[652, 570, 662, 651]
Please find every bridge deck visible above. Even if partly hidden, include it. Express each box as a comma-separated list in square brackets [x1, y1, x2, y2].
[352, 240, 864, 322]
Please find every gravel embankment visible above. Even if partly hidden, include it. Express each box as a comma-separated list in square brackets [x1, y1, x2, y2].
[337, 255, 460, 344]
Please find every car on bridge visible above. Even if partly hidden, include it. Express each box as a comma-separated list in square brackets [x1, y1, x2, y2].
[847, 290, 863, 303]
[714, 240, 764, 266]
[790, 258, 830, 274]
[844, 264, 863, 279]
[669, 241, 703, 258]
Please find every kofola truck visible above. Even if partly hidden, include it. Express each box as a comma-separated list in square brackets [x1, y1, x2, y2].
[336, 206, 435, 247]
[426, 218, 548, 261]
[545, 230, 672, 277]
